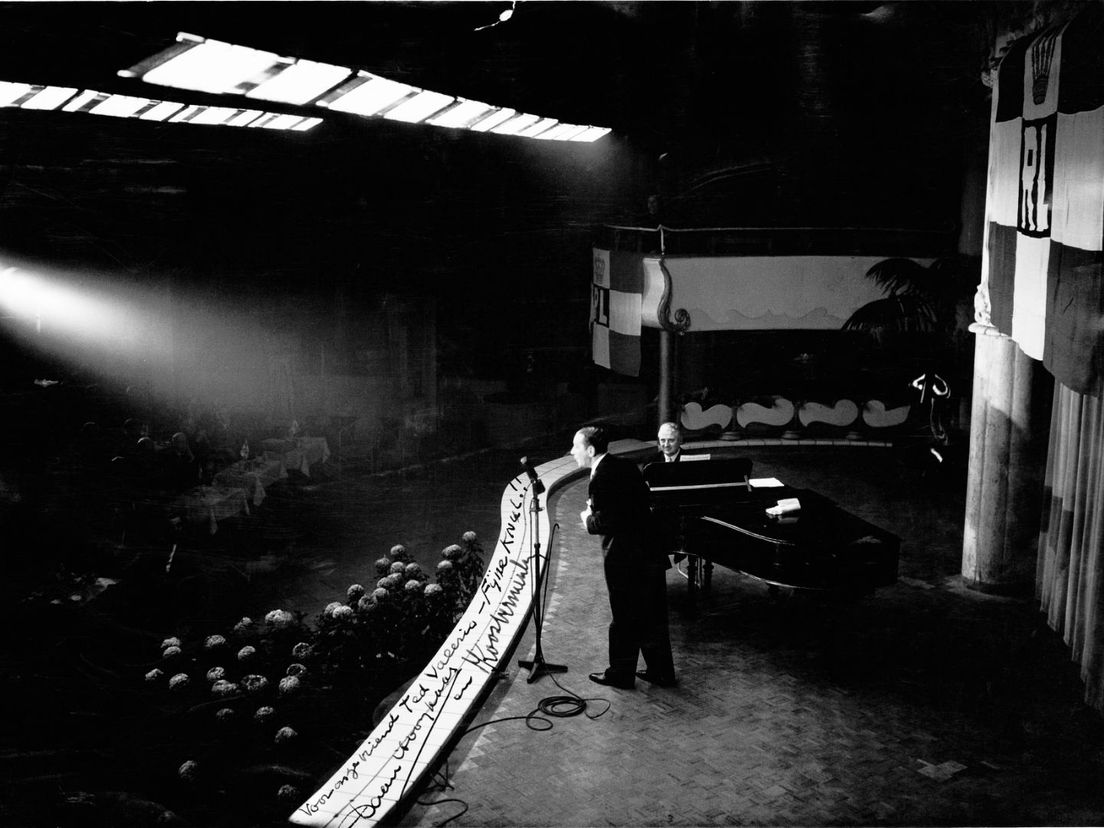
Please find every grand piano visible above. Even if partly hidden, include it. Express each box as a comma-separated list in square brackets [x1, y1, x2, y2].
[643, 457, 899, 602]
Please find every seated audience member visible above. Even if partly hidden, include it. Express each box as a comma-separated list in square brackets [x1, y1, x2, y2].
[160, 431, 199, 492]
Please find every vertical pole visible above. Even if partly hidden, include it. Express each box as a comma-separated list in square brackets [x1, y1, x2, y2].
[658, 329, 673, 428]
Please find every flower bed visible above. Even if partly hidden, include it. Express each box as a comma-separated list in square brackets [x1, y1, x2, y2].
[135, 532, 486, 826]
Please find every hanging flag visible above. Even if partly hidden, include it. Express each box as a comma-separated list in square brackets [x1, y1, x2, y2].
[590, 248, 642, 376]
[983, 6, 1104, 395]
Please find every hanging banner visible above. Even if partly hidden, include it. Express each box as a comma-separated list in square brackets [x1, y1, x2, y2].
[983, 6, 1104, 395]
[590, 248, 643, 376]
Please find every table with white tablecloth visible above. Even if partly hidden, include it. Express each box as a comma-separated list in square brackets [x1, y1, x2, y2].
[212, 457, 287, 507]
[177, 485, 249, 534]
[261, 436, 330, 477]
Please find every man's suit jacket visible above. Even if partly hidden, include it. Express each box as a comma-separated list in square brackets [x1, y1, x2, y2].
[585, 454, 666, 569]
[642, 451, 682, 467]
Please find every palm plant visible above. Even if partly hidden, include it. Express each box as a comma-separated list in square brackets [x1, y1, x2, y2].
[842, 254, 979, 436]
[842, 255, 978, 347]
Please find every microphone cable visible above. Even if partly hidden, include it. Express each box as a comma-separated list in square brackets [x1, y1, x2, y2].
[416, 675, 612, 827]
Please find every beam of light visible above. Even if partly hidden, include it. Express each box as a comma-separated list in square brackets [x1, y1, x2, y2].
[0, 256, 310, 419]
[0, 263, 173, 365]
[0, 79, 322, 131]
[122, 32, 612, 142]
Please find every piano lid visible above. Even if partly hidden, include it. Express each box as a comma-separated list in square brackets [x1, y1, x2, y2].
[643, 457, 753, 497]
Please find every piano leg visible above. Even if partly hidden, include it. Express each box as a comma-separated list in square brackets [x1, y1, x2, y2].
[685, 554, 698, 610]
[703, 560, 713, 597]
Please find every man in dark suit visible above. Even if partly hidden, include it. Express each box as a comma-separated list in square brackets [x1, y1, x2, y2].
[571, 425, 676, 690]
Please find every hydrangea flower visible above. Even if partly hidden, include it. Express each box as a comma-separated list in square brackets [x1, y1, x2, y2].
[332, 605, 354, 621]
[389, 561, 406, 575]
[168, 673, 191, 691]
[442, 544, 463, 560]
[178, 760, 199, 782]
[242, 674, 270, 695]
[233, 617, 254, 635]
[286, 663, 308, 678]
[162, 646, 182, 660]
[203, 634, 227, 650]
[346, 584, 365, 603]
[389, 544, 408, 561]
[357, 595, 376, 613]
[372, 587, 389, 602]
[211, 679, 239, 697]
[237, 645, 257, 663]
[323, 601, 343, 618]
[160, 637, 182, 650]
[291, 642, 313, 660]
[436, 560, 454, 574]
[264, 609, 295, 629]
[462, 531, 478, 545]
[206, 666, 226, 683]
[404, 579, 422, 593]
[274, 726, 298, 745]
[215, 707, 236, 723]
[144, 668, 164, 683]
[404, 562, 423, 579]
[424, 583, 443, 598]
[386, 573, 404, 589]
[375, 557, 392, 576]
[254, 705, 275, 725]
[277, 783, 300, 802]
[278, 676, 301, 696]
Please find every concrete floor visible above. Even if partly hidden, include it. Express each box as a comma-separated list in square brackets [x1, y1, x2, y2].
[353, 442, 1104, 828]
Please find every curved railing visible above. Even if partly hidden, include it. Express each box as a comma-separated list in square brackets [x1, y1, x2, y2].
[291, 451, 587, 827]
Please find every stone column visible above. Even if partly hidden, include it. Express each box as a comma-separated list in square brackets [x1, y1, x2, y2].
[962, 325, 1049, 593]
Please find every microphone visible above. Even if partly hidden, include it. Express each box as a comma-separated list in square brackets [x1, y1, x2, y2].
[520, 456, 545, 494]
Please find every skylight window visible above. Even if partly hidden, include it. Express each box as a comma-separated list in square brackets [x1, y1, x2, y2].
[246, 59, 351, 105]
[0, 79, 320, 132]
[384, 90, 455, 123]
[21, 86, 77, 110]
[121, 32, 611, 142]
[425, 98, 496, 129]
[323, 75, 414, 116]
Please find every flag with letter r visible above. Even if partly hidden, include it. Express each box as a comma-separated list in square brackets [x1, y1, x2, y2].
[590, 248, 643, 376]
[983, 6, 1104, 394]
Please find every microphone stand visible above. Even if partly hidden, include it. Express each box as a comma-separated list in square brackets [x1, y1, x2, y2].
[517, 471, 567, 683]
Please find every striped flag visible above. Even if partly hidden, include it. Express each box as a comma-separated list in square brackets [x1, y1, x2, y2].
[983, 6, 1104, 395]
[591, 248, 643, 376]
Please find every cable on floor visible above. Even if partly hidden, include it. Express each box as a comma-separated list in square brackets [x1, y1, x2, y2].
[416, 670, 611, 825]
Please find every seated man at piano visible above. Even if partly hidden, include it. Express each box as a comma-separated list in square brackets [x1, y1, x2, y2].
[642, 421, 700, 467]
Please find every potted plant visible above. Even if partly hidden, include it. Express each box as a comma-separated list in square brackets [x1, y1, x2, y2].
[842, 255, 979, 440]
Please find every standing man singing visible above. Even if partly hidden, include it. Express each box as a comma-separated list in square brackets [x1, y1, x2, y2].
[571, 425, 677, 689]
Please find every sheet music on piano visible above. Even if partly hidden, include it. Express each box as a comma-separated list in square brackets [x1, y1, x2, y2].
[749, 477, 784, 488]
